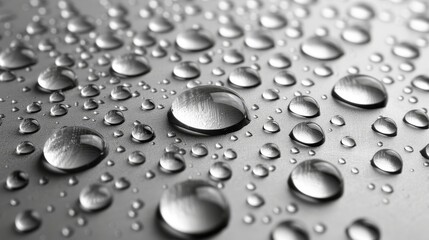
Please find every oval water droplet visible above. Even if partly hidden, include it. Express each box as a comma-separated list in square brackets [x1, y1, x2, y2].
[244, 31, 274, 50]
[37, 65, 77, 93]
[19, 118, 40, 134]
[271, 220, 309, 240]
[0, 46, 37, 70]
[131, 123, 155, 143]
[288, 96, 320, 118]
[95, 33, 123, 50]
[176, 29, 214, 52]
[403, 109, 429, 129]
[346, 219, 380, 240]
[172, 61, 200, 80]
[5, 170, 29, 190]
[301, 36, 344, 60]
[274, 70, 296, 86]
[111, 54, 151, 77]
[260, 143, 281, 159]
[408, 16, 429, 33]
[411, 75, 429, 91]
[290, 122, 325, 147]
[168, 85, 250, 135]
[341, 26, 370, 45]
[110, 85, 132, 101]
[104, 110, 125, 126]
[228, 67, 261, 88]
[392, 42, 419, 59]
[209, 162, 232, 180]
[371, 117, 397, 137]
[79, 183, 113, 212]
[371, 149, 402, 174]
[159, 152, 185, 173]
[341, 136, 357, 148]
[259, 12, 287, 29]
[15, 210, 41, 233]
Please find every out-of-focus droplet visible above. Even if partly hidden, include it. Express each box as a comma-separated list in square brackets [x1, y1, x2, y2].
[0, 46, 37, 70]
[228, 67, 261, 88]
[288, 96, 320, 118]
[271, 220, 309, 240]
[111, 54, 151, 77]
[5, 170, 29, 191]
[411, 75, 429, 91]
[301, 36, 343, 60]
[244, 31, 274, 50]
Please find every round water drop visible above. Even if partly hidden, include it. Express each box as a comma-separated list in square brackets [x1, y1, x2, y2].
[95, 33, 123, 50]
[133, 31, 156, 47]
[246, 193, 265, 208]
[411, 75, 429, 91]
[159, 152, 185, 173]
[67, 16, 94, 34]
[131, 123, 155, 143]
[19, 118, 40, 134]
[260, 143, 280, 159]
[0, 70, 16, 82]
[148, 17, 174, 33]
[289, 122, 325, 147]
[288, 96, 320, 118]
[173, 61, 200, 80]
[341, 136, 356, 148]
[159, 180, 229, 237]
[168, 85, 250, 136]
[259, 12, 287, 29]
[348, 3, 375, 20]
[262, 89, 279, 101]
[50, 104, 68, 117]
[341, 26, 370, 44]
[0, 46, 37, 70]
[43, 126, 107, 172]
[228, 67, 261, 88]
[79, 183, 113, 212]
[346, 219, 380, 240]
[268, 53, 291, 69]
[15, 210, 41, 233]
[218, 23, 244, 39]
[301, 36, 343, 60]
[244, 31, 274, 50]
[110, 85, 132, 101]
[263, 120, 280, 133]
[408, 16, 429, 33]
[392, 42, 419, 59]
[104, 110, 124, 125]
[191, 143, 208, 158]
[55, 54, 74, 67]
[313, 65, 333, 77]
[16, 141, 35, 155]
[274, 71, 296, 86]
[371, 149, 402, 174]
[403, 109, 429, 129]
[271, 220, 309, 240]
[288, 159, 343, 202]
[176, 29, 214, 52]
[371, 117, 397, 137]
[128, 151, 146, 165]
[111, 54, 150, 77]
[332, 74, 388, 109]
[209, 162, 232, 180]
[5, 170, 29, 190]
[420, 144, 429, 159]
[37, 65, 77, 92]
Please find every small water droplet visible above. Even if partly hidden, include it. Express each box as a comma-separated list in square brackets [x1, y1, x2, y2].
[290, 122, 325, 147]
[79, 183, 113, 212]
[15, 210, 41, 233]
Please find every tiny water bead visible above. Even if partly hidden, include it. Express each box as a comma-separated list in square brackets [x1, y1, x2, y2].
[271, 220, 309, 240]
[79, 183, 113, 212]
[371, 149, 403, 174]
[111, 54, 151, 77]
[43, 126, 107, 172]
[289, 122, 325, 147]
[14, 210, 42, 233]
[332, 74, 388, 109]
[228, 67, 261, 88]
[346, 219, 380, 240]
[288, 159, 343, 202]
[168, 85, 250, 136]
[158, 179, 230, 237]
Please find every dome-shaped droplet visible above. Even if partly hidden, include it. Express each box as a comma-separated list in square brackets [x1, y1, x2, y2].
[228, 67, 261, 88]
[268, 53, 291, 69]
[218, 24, 244, 39]
[346, 219, 380, 240]
[148, 16, 174, 33]
[15, 210, 41, 233]
[313, 65, 333, 77]
[176, 29, 214, 52]
[0, 46, 37, 70]
[55, 54, 74, 67]
[223, 49, 244, 65]
[244, 31, 274, 50]
[5, 170, 29, 190]
[50, 104, 68, 117]
[290, 122, 325, 147]
[19, 118, 40, 134]
[392, 42, 419, 59]
[131, 123, 155, 142]
[332, 74, 388, 109]
[348, 3, 375, 20]
[159, 179, 230, 237]
[128, 151, 146, 165]
[43, 126, 107, 172]
[49, 91, 65, 103]
[16, 141, 35, 155]
[341, 136, 357, 148]
[111, 54, 151, 77]
[371, 149, 402, 174]
[288, 96, 320, 118]
[271, 220, 309, 240]
[26, 102, 42, 113]
[80, 84, 100, 98]
[301, 36, 343, 60]
[371, 117, 397, 137]
[159, 152, 185, 173]
[173, 61, 200, 80]
[403, 109, 429, 129]
[259, 143, 281, 159]
[110, 85, 132, 101]
[274, 70, 296, 86]
[263, 120, 280, 133]
[0, 70, 16, 82]
[104, 110, 125, 125]
[133, 31, 156, 47]
[411, 75, 429, 91]
[95, 33, 123, 50]
[259, 12, 287, 29]
[262, 89, 279, 101]
[341, 26, 370, 44]
[37, 65, 77, 92]
[420, 144, 429, 159]
[209, 162, 232, 180]
[246, 193, 265, 208]
[79, 183, 113, 212]
[408, 16, 429, 33]
[288, 159, 343, 201]
[141, 99, 155, 111]
[168, 85, 250, 135]
[191, 143, 208, 158]
[67, 16, 94, 34]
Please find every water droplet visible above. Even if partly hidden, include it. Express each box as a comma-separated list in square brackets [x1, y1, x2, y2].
[176, 29, 214, 52]
[159, 152, 185, 173]
[110, 85, 132, 101]
[173, 61, 200, 80]
[104, 110, 125, 125]
[330, 115, 345, 126]
[0, 45, 37, 70]
[209, 162, 232, 180]
[218, 23, 244, 39]
[191, 143, 208, 157]
[332, 74, 388, 109]
[341, 136, 356, 148]
[16, 141, 36, 155]
[19, 118, 40, 134]
[5, 170, 29, 190]
[223, 49, 244, 65]
[260, 143, 281, 159]
[159, 180, 229, 237]
[263, 120, 280, 133]
[348, 3, 375, 20]
[288, 159, 343, 201]
[50, 104, 68, 117]
[411, 75, 429, 91]
[37, 66, 77, 92]
[268, 53, 291, 69]
[274, 70, 296, 86]
[403, 109, 429, 129]
[228, 67, 261, 88]
[67, 16, 94, 34]
[341, 26, 370, 44]
[111, 54, 151, 77]
[95, 33, 123, 50]
[131, 123, 155, 143]
[168, 85, 250, 135]
[371, 149, 402, 174]
[128, 151, 146, 165]
[260, 13, 287, 29]
[301, 36, 343, 60]
[15, 210, 41, 233]
[244, 31, 274, 50]
[392, 42, 419, 59]
[43, 126, 107, 172]
[290, 122, 325, 147]
[288, 96, 320, 118]
[346, 219, 380, 240]
[148, 16, 174, 33]
[408, 16, 429, 33]
[246, 193, 265, 208]
[371, 117, 397, 137]
[79, 183, 113, 212]
[271, 220, 309, 240]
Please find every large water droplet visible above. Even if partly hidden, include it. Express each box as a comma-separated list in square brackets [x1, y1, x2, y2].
[346, 219, 380, 240]
[43, 126, 107, 172]
[403, 109, 429, 129]
[168, 85, 250, 135]
[289, 122, 325, 147]
[332, 74, 388, 109]
[228, 67, 261, 88]
[0, 45, 37, 70]
[111, 54, 151, 77]
[271, 220, 309, 240]
[288, 159, 343, 202]
[288, 96, 320, 118]
[15, 210, 41, 233]
[37, 65, 77, 92]
[159, 179, 230, 237]
[371, 117, 397, 137]
[176, 29, 214, 52]
[301, 36, 343, 60]
[79, 183, 113, 212]
[408, 16, 429, 33]
[371, 149, 402, 174]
